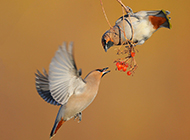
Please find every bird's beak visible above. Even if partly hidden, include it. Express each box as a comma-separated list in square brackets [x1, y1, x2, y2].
[101, 67, 110, 77]
[102, 33, 114, 52]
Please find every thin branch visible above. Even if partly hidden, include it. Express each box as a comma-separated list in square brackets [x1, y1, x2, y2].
[122, 7, 129, 41]
[100, 0, 113, 29]
[116, 0, 131, 13]
[116, 0, 135, 44]
[128, 14, 134, 42]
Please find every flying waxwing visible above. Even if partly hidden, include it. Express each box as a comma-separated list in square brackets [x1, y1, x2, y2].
[35, 42, 110, 139]
[102, 9, 172, 52]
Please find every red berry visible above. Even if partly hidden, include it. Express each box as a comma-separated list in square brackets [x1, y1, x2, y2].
[116, 62, 120, 67]
[117, 64, 123, 71]
[124, 63, 129, 67]
[122, 66, 127, 72]
[127, 71, 132, 76]
[131, 52, 135, 57]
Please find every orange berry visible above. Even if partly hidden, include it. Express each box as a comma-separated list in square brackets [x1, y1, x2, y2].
[127, 71, 132, 75]
[117, 64, 123, 71]
[131, 52, 135, 57]
[119, 61, 123, 66]
[124, 63, 129, 67]
[122, 66, 127, 72]
[116, 62, 120, 67]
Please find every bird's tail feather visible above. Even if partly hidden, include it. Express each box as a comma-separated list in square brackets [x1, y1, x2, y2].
[157, 10, 172, 29]
[50, 105, 65, 139]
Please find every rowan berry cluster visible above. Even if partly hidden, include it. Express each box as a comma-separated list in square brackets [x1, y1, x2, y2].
[114, 51, 137, 76]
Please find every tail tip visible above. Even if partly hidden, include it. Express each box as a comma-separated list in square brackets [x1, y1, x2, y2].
[50, 118, 65, 139]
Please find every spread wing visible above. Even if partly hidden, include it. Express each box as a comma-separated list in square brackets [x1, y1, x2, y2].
[35, 69, 60, 106]
[49, 42, 86, 105]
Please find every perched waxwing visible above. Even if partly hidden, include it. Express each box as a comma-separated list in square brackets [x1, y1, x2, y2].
[35, 42, 110, 139]
[102, 9, 172, 52]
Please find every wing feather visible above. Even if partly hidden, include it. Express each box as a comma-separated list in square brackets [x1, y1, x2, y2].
[35, 69, 60, 106]
[49, 42, 86, 105]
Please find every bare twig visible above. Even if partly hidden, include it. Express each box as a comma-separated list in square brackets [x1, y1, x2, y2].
[122, 7, 129, 42]
[116, 0, 135, 44]
[116, 0, 131, 13]
[128, 14, 134, 42]
[100, 0, 113, 29]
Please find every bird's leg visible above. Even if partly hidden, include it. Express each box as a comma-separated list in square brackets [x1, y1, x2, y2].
[74, 112, 82, 123]
[78, 112, 82, 122]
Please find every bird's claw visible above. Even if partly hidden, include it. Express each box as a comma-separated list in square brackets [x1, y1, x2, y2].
[74, 112, 82, 123]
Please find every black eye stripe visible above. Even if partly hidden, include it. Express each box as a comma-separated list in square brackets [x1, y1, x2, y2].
[95, 69, 102, 72]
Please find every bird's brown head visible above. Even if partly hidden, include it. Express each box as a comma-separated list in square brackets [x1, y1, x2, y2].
[101, 31, 114, 52]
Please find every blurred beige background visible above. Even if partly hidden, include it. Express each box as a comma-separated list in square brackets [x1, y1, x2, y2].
[0, 0, 190, 140]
